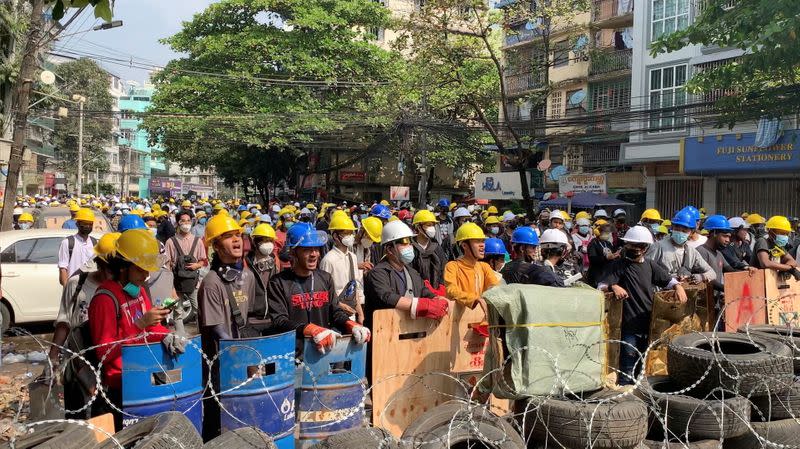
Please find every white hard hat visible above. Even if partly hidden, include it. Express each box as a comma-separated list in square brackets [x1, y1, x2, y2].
[467, 205, 475, 213]
[621, 225, 654, 245]
[13, 207, 22, 215]
[453, 207, 471, 219]
[381, 220, 415, 245]
[613, 208, 627, 217]
[593, 209, 609, 218]
[293, 202, 300, 207]
[300, 208, 311, 215]
[261, 214, 272, 224]
[502, 211, 516, 222]
[549, 210, 566, 221]
[540, 229, 570, 246]
[728, 217, 749, 229]
[576, 218, 591, 226]
[272, 204, 281, 212]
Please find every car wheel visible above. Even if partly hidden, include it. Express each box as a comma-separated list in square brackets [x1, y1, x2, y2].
[0, 301, 11, 334]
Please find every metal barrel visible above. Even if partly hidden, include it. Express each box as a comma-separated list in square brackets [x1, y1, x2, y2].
[296, 336, 367, 448]
[121, 335, 203, 433]
[218, 330, 296, 449]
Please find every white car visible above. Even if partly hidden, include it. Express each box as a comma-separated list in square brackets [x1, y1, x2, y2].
[0, 229, 102, 333]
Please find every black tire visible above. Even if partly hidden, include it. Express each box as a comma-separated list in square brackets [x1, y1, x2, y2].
[666, 332, 793, 397]
[640, 439, 720, 449]
[0, 422, 96, 449]
[1, 301, 12, 334]
[636, 376, 750, 440]
[520, 390, 648, 449]
[402, 401, 523, 449]
[738, 325, 800, 373]
[203, 427, 277, 449]
[750, 377, 800, 421]
[723, 419, 800, 449]
[409, 419, 524, 449]
[310, 427, 399, 449]
[95, 411, 202, 449]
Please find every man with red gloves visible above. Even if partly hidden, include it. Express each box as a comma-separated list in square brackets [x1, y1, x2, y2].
[268, 222, 370, 355]
[363, 221, 450, 331]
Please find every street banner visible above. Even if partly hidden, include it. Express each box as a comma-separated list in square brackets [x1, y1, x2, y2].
[390, 185, 409, 201]
[474, 171, 532, 200]
[558, 173, 607, 194]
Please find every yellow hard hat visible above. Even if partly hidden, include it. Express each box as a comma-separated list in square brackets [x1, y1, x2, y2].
[181, 200, 192, 208]
[278, 207, 293, 218]
[69, 203, 80, 212]
[306, 203, 317, 210]
[484, 215, 501, 225]
[328, 213, 356, 231]
[657, 225, 668, 235]
[115, 229, 162, 272]
[388, 215, 399, 222]
[361, 216, 383, 243]
[152, 204, 161, 211]
[640, 208, 663, 222]
[94, 232, 121, 261]
[74, 208, 95, 223]
[213, 203, 224, 211]
[238, 218, 249, 227]
[240, 211, 251, 221]
[380, 200, 390, 207]
[746, 213, 766, 225]
[18, 212, 34, 223]
[449, 203, 457, 211]
[169, 198, 176, 203]
[455, 222, 486, 242]
[251, 223, 276, 240]
[662, 219, 672, 227]
[195, 210, 207, 219]
[481, 211, 489, 221]
[486, 205, 498, 215]
[80, 199, 87, 205]
[412, 210, 438, 225]
[766, 216, 792, 232]
[205, 213, 242, 244]
[575, 211, 591, 221]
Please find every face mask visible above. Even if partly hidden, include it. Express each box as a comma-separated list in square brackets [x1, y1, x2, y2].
[579, 225, 590, 235]
[78, 224, 93, 235]
[123, 282, 141, 298]
[179, 223, 191, 233]
[340, 235, 355, 248]
[149, 227, 158, 236]
[361, 237, 373, 248]
[671, 231, 689, 245]
[623, 248, 644, 262]
[258, 242, 274, 256]
[565, 222, 573, 230]
[398, 246, 415, 264]
[19, 222, 31, 230]
[198, 217, 207, 225]
[489, 226, 500, 235]
[360, 214, 369, 220]
[424, 227, 437, 239]
[243, 226, 252, 235]
[600, 233, 613, 242]
[649, 223, 660, 234]
[775, 234, 790, 247]
[284, 222, 294, 230]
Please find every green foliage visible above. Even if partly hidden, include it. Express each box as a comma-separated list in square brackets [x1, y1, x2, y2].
[52, 58, 112, 176]
[142, 0, 402, 197]
[84, 181, 116, 195]
[47, 0, 113, 21]
[651, 0, 800, 127]
[0, 0, 28, 132]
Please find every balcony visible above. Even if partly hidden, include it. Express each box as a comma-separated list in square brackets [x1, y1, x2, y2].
[582, 143, 621, 168]
[589, 48, 632, 79]
[591, 0, 633, 27]
[505, 71, 545, 96]
[504, 22, 542, 47]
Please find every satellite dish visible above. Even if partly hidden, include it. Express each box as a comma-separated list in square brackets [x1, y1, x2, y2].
[537, 159, 552, 171]
[573, 35, 588, 51]
[549, 165, 568, 182]
[569, 90, 586, 106]
[524, 21, 534, 30]
[40, 70, 55, 85]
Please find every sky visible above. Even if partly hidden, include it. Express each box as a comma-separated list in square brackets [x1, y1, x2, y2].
[53, 0, 217, 84]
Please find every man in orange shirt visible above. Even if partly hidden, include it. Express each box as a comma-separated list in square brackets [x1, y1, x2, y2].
[443, 222, 500, 314]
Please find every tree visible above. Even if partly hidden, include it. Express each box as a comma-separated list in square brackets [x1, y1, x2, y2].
[0, 0, 28, 136]
[651, 0, 800, 128]
[51, 58, 112, 183]
[141, 0, 403, 202]
[396, 0, 590, 215]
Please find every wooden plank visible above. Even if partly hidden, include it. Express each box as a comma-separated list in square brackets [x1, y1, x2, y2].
[87, 413, 116, 442]
[450, 304, 490, 373]
[764, 269, 800, 326]
[603, 292, 623, 384]
[724, 270, 767, 331]
[370, 309, 454, 437]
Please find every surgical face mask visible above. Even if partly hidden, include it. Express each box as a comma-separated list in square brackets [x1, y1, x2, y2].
[671, 230, 689, 245]
[340, 235, 355, 248]
[360, 214, 369, 220]
[198, 217, 207, 225]
[600, 233, 613, 242]
[361, 237, 374, 248]
[258, 242, 274, 256]
[179, 223, 191, 233]
[243, 226, 252, 235]
[284, 221, 294, 230]
[424, 226, 437, 239]
[489, 226, 500, 235]
[565, 222, 573, 230]
[579, 225, 590, 235]
[123, 282, 141, 298]
[398, 246, 415, 264]
[18, 222, 31, 230]
[149, 227, 158, 236]
[775, 234, 790, 247]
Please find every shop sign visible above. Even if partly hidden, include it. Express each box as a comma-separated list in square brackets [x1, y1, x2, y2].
[682, 129, 800, 175]
[474, 171, 533, 200]
[339, 170, 366, 182]
[558, 173, 607, 194]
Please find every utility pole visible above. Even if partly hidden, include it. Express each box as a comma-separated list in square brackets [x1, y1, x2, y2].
[73, 95, 86, 196]
[95, 167, 99, 197]
[0, 0, 45, 231]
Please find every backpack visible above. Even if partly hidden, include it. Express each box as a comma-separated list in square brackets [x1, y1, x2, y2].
[62, 284, 119, 395]
[171, 236, 200, 293]
[67, 235, 98, 261]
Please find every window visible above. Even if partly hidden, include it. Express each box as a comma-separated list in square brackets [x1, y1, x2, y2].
[368, 27, 385, 41]
[552, 40, 570, 68]
[649, 64, 687, 132]
[550, 91, 563, 119]
[589, 79, 631, 112]
[133, 96, 150, 101]
[651, 0, 689, 40]
[0, 238, 61, 264]
[565, 89, 584, 117]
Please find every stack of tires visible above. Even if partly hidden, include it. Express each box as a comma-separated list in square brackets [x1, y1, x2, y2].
[633, 331, 797, 448]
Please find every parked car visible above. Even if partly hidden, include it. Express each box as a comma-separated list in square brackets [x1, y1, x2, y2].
[29, 207, 113, 233]
[0, 229, 102, 333]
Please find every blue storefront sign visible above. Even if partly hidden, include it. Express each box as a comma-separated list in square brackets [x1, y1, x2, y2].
[681, 129, 800, 175]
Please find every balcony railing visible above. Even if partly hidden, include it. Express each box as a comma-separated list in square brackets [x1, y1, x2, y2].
[582, 143, 621, 168]
[504, 22, 542, 47]
[589, 48, 632, 77]
[505, 71, 545, 96]
[591, 0, 633, 23]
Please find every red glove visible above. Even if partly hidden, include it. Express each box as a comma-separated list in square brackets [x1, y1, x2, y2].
[424, 280, 448, 298]
[303, 323, 341, 354]
[415, 297, 449, 320]
[471, 322, 489, 338]
[345, 320, 371, 344]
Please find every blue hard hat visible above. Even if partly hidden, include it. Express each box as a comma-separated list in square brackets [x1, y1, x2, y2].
[286, 222, 328, 248]
[117, 214, 147, 232]
[484, 237, 508, 256]
[370, 204, 392, 220]
[671, 211, 696, 229]
[237, 205, 248, 212]
[680, 206, 701, 222]
[704, 214, 732, 232]
[437, 198, 451, 208]
[511, 227, 539, 245]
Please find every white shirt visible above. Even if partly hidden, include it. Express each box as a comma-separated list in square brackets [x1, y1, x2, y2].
[319, 246, 365, 304]
[57, 234, 95, 278]
[55, 271, 99, 327]
[687, 234, 707, 249]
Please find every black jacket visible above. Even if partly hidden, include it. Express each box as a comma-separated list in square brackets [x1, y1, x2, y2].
[363, 260, 434, 331]
[411, 240, 447, 288]
[501, 259, 531, 284]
